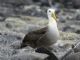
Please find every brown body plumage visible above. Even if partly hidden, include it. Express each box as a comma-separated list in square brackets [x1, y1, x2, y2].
[21, 27, 54, 48]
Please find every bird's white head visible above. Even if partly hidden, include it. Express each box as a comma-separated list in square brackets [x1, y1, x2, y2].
[47, 8, 59, 22]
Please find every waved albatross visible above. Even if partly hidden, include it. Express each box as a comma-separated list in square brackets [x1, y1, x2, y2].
[21, 8, 60, 49]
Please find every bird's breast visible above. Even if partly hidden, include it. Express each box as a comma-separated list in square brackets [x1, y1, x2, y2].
[48, 22, 59, 34]
[47, 22, 60, 43]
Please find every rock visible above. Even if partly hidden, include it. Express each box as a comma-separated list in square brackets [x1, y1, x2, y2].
[0, 56, 9, 60]
[11, 52, 48, 60]
[63, 52, 80, 60]
[21, 5, 47, 17]
[72, 0, 80, 8]
[33, 0, 39, 2]
[10, 41, 22, 49]
[5, 23, 13, 29]
[72, 42, 80, 53]
[0, 46, 17, 57]
[60, 31, 80, 40]
[0, 30, 24, 46]
[0, 16, 6, 22]
[62, 26, 71, 32]
[40, 0, 49, 6]
[76, 14, 80, 20]
[0, 6, 15, 17]
[0, 0, 33, 5]
[75, 30, 80, 34]
[68, 25, 80, 34]
[33, 0, 50, 6]
[5, 17, 28, 33]
[60, 20, 66, 23]
[62, 23, 80, 33]
[5, 16, 47, 33]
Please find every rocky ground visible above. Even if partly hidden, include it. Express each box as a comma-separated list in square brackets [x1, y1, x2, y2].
[0, 0, 80, 60]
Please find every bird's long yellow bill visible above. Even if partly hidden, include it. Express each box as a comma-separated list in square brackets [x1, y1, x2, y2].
[51, 13, 57, 21]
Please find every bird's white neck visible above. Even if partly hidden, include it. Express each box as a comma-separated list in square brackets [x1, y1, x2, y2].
[48, 16, 57, 26]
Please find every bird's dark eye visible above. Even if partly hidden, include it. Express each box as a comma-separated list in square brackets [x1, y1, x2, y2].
[49, 10, 51, 13]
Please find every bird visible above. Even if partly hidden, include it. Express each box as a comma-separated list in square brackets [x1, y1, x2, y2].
[20, 8, 60, 49]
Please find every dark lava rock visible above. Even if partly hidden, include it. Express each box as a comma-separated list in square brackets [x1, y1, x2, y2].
[59, 18, 66, 23]
[75, 30, 80, 34]
[0, 33, 2, 35]
[0, 16, 6, 22]
[0, 0, 33, 5]
[63, 52, 80, 60]
[22, 6, 47, 17]
[5, 23, 13, 29]
[72, 0, 80, 8]
[76, 14, 80, 20]
[62, 26, 72, 32]
[40, 0, 50, 6]
[73, 42, 80, 53]
[0, 6, 15, 17]
[32, 0, 50, 6]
